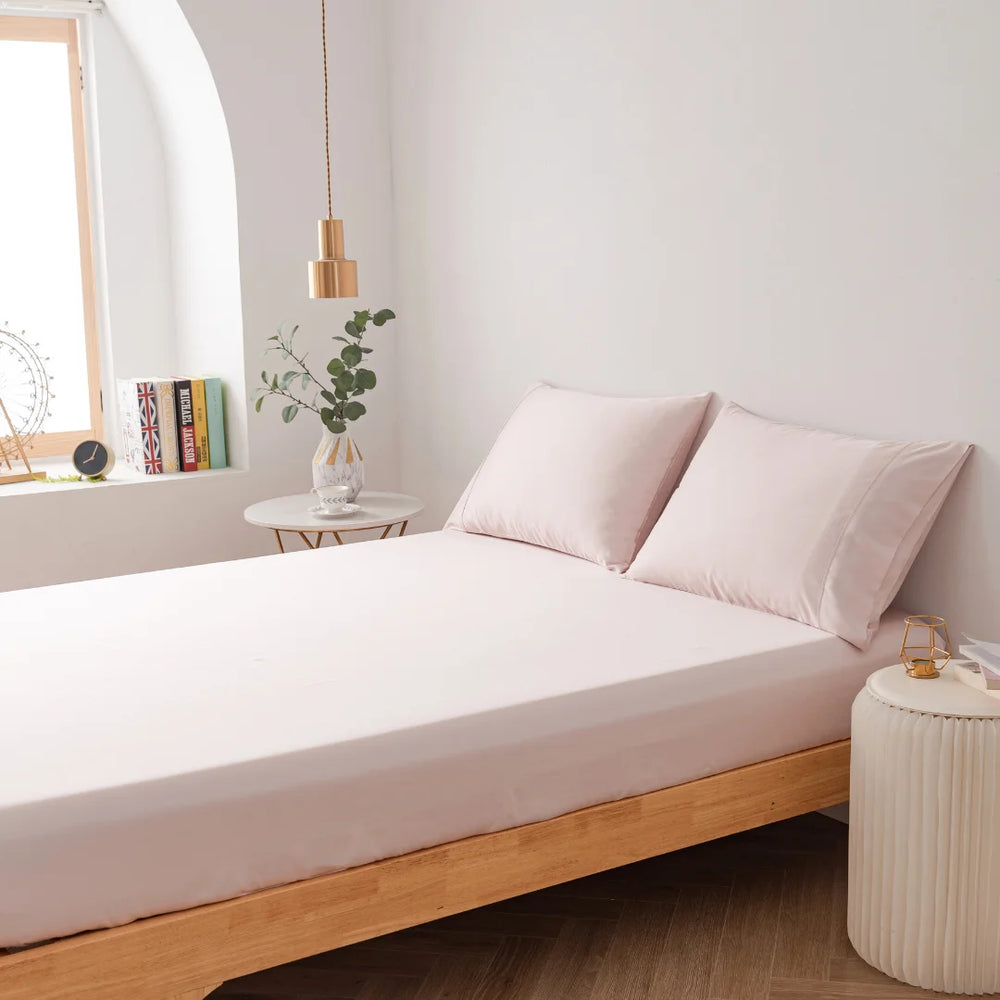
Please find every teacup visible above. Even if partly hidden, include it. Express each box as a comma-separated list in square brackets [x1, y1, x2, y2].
[311, 484, 355, 507]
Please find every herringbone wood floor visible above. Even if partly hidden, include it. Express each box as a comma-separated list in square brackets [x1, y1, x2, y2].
[212, 813, 939, 1000]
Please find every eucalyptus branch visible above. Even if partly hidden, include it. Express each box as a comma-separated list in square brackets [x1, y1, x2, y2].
[256, 308, 395, 429]
[278, 342, 324, 388]
[265, 385, 321, 414]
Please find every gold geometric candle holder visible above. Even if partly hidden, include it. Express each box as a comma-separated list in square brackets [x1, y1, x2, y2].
[900, 615, 952, 679]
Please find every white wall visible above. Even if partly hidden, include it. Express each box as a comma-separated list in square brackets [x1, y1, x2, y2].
[0, 0, 398, 591]
[88, 16, 177, 382]
[180, 0, 398, 479]
[5, 0, 997, 638]
[387, 0, 1000, 637]
[108, 0, 248, 471]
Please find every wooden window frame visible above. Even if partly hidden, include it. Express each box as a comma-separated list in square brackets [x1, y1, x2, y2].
[0, 14, 103, 457]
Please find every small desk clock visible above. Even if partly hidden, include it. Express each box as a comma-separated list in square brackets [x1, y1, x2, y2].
[72, 439, 115, 480]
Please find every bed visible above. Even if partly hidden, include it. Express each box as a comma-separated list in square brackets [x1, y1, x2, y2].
[0, 529, 904, 1000]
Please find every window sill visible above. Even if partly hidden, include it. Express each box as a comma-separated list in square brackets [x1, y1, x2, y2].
[0, 459, 245, 497]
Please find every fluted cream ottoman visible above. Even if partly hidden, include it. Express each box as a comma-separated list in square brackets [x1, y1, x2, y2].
[848, 663, 1000, 995]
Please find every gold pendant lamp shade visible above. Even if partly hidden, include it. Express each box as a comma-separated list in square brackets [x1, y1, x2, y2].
[309, 219, 358, 298]
[309, 0, 358, 299]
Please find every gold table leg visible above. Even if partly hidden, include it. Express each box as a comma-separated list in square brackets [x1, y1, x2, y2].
[272, 520, 411, 552]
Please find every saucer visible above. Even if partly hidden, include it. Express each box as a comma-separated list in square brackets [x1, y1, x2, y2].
[309, 503, 362, 518]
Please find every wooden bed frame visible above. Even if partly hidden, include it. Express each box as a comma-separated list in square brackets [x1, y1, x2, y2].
[0, 739, 850, 1000]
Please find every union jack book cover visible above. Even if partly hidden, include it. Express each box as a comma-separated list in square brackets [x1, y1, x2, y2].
[117, 379, 163, 474]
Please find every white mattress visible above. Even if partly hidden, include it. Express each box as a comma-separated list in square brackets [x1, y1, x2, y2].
[0, 530, 905, 947]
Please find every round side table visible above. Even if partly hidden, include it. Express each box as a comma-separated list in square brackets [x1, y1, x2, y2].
[848, 662, 1000, 995]
[244, 491, 424, 553]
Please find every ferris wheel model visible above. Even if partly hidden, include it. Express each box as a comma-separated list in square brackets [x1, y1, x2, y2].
[0, 323, 53, 452]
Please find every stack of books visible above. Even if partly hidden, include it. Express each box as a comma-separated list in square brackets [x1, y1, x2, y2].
[118, 377, 227, 474]
[955, 637, 1000, 700]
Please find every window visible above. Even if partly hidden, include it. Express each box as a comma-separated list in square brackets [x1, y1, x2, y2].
[0, 15, 102, 457]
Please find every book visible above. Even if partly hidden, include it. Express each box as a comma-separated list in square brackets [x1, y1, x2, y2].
[203, 377, 227, 469]
[174, 379, 198, 472]
[954, 659, 1000, 700]
[117, 380, 143, 472]
[152, 380, 180, 473]
[117, 379, 163, 474]
[190, 378, 210, 471]
[958, 640, 1000, 693]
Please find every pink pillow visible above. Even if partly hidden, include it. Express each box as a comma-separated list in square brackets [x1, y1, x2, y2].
[447, 384, 710, 570]
[627, 403, 971, 649]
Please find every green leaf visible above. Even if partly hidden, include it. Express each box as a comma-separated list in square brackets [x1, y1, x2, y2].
[335, 370, 355, 392]
[355, 368, 376, 390]
[327, 358, 345, 377]
[322, 409, 347, 434]
[344, 321, 360, 338]
[301, 373, 311, 387]
[334, 386, 349, 401]
[351, 388, 365, 396]
[320, 389, 338, 406]
[267, 334, 279, 342]
[353, 310, 370, 326]
[333, 336, 350, 343]
[281, 404, 298, 423]
[279, 371, 297, 389]
[372, 308, 396, 326]
[254, 395, 264, 413]
[261, 370, 268, 384]
[344, 401, 367, 421]
[341, 343, 362, 367]
[360, 346, 373, 353]
[271, 374, 279, 390]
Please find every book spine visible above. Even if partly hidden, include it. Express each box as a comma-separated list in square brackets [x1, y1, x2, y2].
[203, 377, 227, 469]
[135, 380, 163, 474]
[190, 378, 210, 471]
[174, 380, 198, 472]
[117, 380, 144, 473]
[154, 380, 181, 473]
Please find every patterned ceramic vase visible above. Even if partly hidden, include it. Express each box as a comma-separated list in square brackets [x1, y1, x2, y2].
[312, 428, 364, 501]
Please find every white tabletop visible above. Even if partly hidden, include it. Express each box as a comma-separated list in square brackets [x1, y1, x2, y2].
[244, 491, 424, 532]
[867, 662, 1000, 720]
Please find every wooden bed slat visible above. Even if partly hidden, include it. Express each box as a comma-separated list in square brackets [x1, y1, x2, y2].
[0, 739, 850, 1000]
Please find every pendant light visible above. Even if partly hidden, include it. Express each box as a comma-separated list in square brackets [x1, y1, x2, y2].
[308, 0, 358, 298]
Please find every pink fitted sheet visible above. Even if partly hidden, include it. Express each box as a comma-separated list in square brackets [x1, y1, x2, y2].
[0, 530, 905, 946]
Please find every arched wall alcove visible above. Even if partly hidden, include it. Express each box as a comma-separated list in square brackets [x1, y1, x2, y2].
[1, 0, 398, 593]
[103, 0, 248, 468]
